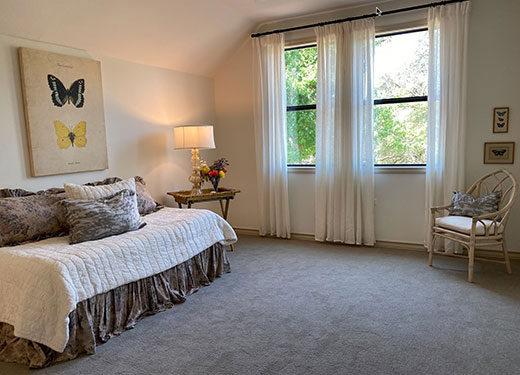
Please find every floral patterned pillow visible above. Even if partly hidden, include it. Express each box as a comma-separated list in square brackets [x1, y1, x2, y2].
[0, 194, 68, 247]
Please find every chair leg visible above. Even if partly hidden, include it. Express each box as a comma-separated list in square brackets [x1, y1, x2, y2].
[502, 239, 512, 275]
[428, 232, 436, 267]
[468, 240, 475, 283]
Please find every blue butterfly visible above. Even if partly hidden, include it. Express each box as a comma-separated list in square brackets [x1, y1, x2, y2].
[497, 110, 507, 117]
[492, 149, 507, 156]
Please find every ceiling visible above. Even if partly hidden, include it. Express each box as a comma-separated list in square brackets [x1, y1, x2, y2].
[0, 0, 375, 77]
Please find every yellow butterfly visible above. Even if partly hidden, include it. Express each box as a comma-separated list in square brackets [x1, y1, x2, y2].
[54, 121, 87, 149]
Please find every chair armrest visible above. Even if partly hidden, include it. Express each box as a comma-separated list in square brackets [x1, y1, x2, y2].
[471, 209, 508, 236]
[472, 207, 508, 221]
[431, 204, 451, 214]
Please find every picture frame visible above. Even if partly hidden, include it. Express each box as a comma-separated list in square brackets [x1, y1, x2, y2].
[18, 47, 108, 177]
[484, 142, 515, 164]
[493, 107, 509, 133]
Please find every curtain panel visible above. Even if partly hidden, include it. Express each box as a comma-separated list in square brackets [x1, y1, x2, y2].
[314, 19, 376, 246]
[425, 2, 471, 252]
[253, 34, 291, 238]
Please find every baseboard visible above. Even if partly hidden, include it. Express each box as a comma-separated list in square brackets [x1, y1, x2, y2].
[233, 227, 520, 259]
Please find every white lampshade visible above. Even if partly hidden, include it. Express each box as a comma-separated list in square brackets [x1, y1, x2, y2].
[173, 125, 216, 150]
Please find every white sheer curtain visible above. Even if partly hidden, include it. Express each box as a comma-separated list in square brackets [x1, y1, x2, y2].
[425, 2, 471, 252]
[314, 19, 375, 245]
[253, 34, 291, 238]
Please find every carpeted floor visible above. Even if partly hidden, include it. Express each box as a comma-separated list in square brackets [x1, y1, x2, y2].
[2, 235, 520, 375]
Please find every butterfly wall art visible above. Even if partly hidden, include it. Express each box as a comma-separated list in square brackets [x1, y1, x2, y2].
[54, 121, 87, 149]
[484, 142, 515, 164]
[18, 47, 107, 176]
[47, 75, 85, 108]
[493, 107, 509, 133]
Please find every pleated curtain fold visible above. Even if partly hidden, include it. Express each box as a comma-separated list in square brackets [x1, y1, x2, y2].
[253, 34, 291, 238]
[314, 19, 376, 245]
[425, 2, 471, 252]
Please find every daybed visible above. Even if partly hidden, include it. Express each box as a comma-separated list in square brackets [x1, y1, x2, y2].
[0, 178, 237, 368]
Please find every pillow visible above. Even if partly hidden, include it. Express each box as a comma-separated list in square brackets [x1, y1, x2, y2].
[64, 176, 158, 215]
[60, 189, 144, 244]
[65, 177, 136, 200]
[449, 191, 501, 217]
[0, 194, 68, 247]
[134, 177, 157, 215]
[0, 187, 65, 198]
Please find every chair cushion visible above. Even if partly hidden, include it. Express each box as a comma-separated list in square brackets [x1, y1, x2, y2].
[435, 216, 504, 236]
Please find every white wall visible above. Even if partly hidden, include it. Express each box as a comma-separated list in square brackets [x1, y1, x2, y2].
[0, 34, 218, 208]
[214, 0, 520, 250]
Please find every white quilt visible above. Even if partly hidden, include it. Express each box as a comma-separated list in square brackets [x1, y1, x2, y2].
[0, 208, 237, 353]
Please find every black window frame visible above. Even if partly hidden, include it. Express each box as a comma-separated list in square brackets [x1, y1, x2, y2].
[286, 27, 429, 168]
[374, 27, 428, 167]
[285, 44, 318, 167]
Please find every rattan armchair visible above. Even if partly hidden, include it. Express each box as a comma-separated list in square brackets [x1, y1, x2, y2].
[428, 169, 518, 282]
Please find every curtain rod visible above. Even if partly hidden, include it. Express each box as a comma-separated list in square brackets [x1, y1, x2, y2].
[250, 0, 467, 38]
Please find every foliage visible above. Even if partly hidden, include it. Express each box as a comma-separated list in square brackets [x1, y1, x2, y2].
[284, 31, 429, 166]
[374, 32, 428, 164]
[285, 46, 317, 164]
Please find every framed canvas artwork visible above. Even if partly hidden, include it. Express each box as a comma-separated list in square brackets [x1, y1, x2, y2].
[484, 142, 515, 164]
[18, 47, 108, 177]
[493, 107, 509, 133]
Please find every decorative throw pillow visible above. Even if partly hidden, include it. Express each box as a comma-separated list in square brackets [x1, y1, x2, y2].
[449, 191, 501, 217]
[134, 177, 158, 215]
[65, 177, 136, 201]
[64, 176, 159, 215]
[60, 189, 144, 244]
[0, 194, 68, 247]
[0, 187, 65, 198]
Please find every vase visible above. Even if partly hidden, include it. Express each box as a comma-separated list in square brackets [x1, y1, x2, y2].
[211, 177, 220, 192]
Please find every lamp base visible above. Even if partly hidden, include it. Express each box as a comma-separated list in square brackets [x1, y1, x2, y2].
[188, 148, 203, 195]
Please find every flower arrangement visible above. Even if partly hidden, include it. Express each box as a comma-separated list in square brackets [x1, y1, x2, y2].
[201, 158, 229, 191]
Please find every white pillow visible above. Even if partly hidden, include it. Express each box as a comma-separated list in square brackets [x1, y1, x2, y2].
[64, 177, 136, 200]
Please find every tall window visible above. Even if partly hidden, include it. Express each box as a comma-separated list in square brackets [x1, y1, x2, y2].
[285, 28, 428, 166]
[285, 45, 317, 165]
[374, 29, 428, 165]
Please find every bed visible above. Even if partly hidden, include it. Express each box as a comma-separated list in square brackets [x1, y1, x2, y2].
[0, 207, 237, 368]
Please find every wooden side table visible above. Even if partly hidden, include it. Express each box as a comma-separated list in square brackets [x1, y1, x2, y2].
[167, 188, 240, 251]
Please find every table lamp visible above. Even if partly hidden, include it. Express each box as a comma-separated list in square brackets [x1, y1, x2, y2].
[174, 125, 216, 195]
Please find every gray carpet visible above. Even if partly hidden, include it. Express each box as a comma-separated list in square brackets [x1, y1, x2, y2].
[1, 235, 520, 375]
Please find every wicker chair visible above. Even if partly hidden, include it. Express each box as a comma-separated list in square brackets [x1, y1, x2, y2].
[429, 169, 518, 282]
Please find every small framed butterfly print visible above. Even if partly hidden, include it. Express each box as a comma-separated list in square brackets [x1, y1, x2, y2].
[493, 107, 509, 133]
[484, 142, 515, 164]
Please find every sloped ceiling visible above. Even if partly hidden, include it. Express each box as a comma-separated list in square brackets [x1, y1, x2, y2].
[0, 0, 373, 77]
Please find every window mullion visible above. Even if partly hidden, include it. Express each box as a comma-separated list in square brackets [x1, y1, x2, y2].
[374, 96, 427, 105]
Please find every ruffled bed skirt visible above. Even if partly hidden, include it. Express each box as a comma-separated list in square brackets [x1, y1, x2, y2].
[0, 243, 229, 368]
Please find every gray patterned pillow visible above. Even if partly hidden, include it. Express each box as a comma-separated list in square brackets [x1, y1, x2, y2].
[60, 189, 144, 244]
[449, 191, 501, 217]
[0, 194, 68, 247]
[1, 176, 161, 215]
[134, 177, 157, 215]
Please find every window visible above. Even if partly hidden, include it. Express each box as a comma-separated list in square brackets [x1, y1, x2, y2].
[285, 28, 428, 167]
[285, 45, 317, 165]
[374, 29, 428, 165]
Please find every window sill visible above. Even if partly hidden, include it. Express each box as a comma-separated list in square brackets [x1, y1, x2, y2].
[288, 165, 426, 174]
